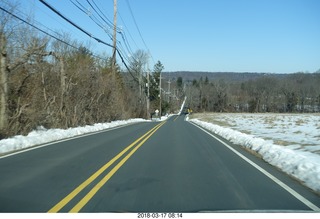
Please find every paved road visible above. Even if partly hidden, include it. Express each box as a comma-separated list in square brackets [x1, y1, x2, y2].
[0, 115, 319, 212]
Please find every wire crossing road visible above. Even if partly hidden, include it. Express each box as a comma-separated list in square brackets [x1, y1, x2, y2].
[0, 115, 319, 212]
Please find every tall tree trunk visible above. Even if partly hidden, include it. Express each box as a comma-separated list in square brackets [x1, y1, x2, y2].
[59, 56, 67, 127]
[0, 33, 8, 133]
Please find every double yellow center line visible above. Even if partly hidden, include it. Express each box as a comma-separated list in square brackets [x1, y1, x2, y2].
[48, 121, 166, 213]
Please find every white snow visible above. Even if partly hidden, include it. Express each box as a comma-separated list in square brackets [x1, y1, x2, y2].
[0, 114, 174, 156]
[178, 96, 187, 115]
[1, 111, 319, 193]
[189, 113, 320, 193]
[0, 118, 148, 155]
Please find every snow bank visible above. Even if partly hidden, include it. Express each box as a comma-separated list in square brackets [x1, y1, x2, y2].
[189, 118, 320, 193]
[198, 113, 320, 154]
[178, 96, 187, 115]
[0, 118, 147, 154]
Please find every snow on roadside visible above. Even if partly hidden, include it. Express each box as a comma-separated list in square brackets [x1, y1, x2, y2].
[195, 113, 320, 154]
[0, 118, 148, 155]
[189, 117, 320, 193]
[178, 96, 187, 115]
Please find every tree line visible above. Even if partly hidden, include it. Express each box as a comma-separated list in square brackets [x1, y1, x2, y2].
[1, 2, 319, 139]
[0, 2, 164, 139]
[182, 73, 320, 113]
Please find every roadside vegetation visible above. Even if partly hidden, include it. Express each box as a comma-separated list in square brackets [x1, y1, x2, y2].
[0, 1, 164, 138]
[1, 1, 319, 139]
[182, 73, 320, 114]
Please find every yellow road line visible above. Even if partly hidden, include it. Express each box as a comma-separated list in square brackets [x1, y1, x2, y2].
[48, 121, 165, 213]
[173, 115, 179, 122]
[70, 121, 166, 212]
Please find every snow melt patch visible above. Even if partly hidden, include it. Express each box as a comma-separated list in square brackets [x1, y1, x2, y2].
[190, 119, 320, 193]
[0, 118, 147, 154]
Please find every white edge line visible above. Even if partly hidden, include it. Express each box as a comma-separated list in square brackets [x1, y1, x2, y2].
[189, 121, 320, 212]
[0, 122, 143, 159]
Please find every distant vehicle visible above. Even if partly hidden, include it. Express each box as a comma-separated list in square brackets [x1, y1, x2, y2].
[182, 106, 191, 115]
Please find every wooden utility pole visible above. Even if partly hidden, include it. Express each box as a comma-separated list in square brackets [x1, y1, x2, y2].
[146, 54, 151, 119]
[112, 0, 117, 75]
[159, 72, 162, 119]
[146, 69, 150, 119]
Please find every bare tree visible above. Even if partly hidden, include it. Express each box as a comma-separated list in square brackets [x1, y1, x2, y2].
[127, 50, 149, 117]
[0, 32, 8, 134]
[0, 0, 17, 135]
[1, 1, 52, 136]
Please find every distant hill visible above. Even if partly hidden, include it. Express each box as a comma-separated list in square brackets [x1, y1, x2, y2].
[161, 71, 289, 83]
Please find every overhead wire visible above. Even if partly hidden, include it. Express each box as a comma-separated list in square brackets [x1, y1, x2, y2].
[38, 0, 135, 75]
[85, 0, 153, 70]
[69, 0, 113, 41]
[0, 5, 108, 61]
[70, 0, 135, 67]
[26, 0, 83, 40]
[120, 31, 134, 57]
[88, 0, 150, 75]
[1, 1, 139, 84]
[87, 0, 136, 63]
[124, 0, 155, 65]
[72, 0, 139, 81]
[92, 0, 138, 52]
[38, 0, 95, 42]
[86, 0, 116, 32]
[118, 11, 139, 52]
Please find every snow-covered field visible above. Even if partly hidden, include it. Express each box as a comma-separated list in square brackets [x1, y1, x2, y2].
[189, 113, 320, 193]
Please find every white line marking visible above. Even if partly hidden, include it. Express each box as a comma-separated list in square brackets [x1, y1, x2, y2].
[190, 122, 320, 211]
[0, 123, 141, 159]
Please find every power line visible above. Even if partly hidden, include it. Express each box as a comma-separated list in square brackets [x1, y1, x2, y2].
[0, 6, 73, 50]
[72, 0, 138, 73]
[69, 0, 113, 41]
[26, 0, 82, 39]
[69, 0, 87, 15]
[12, 0, 140, 82]
[91, 0, 139, 55]
[0, 5, 107, 61]
[125, 0, 155, 64]
[119, 31, 134, 57]
[125, 0, 148, 51]
[38, 0, 136, 75]
[118, 11, 139, 52]
[87, 0, 115, 32]
[86, 0, 151, 67]
[1, 2, 140, 84]
[39, 0, 96, 41]
[69, 0, 133, 73]
[69, 0, 132, 64]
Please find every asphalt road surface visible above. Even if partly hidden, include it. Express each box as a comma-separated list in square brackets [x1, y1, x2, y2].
[0, 115, 319, 212]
